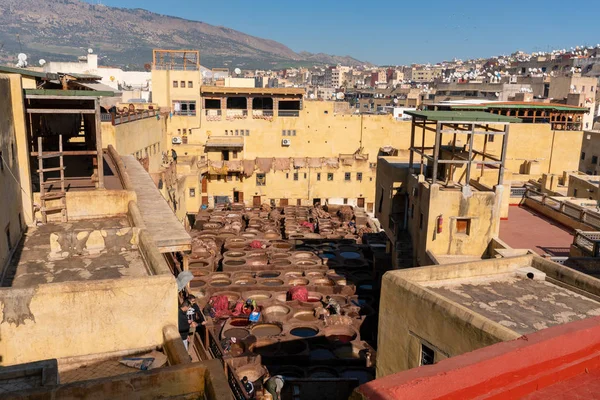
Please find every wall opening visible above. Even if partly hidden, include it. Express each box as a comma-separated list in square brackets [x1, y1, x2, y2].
[420, 343, 435, 366]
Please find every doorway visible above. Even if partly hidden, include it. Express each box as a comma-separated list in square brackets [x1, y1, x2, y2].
[357, 198, 365, 208]
[280, 198, 289, 206]
[313, 198, 321, 206]
[233, 191, 241, 203]
[253, 196, 261, 207]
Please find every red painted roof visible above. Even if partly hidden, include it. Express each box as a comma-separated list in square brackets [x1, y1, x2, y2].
[356, 316, 600, 399]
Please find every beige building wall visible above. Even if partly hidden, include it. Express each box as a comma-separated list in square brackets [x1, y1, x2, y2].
[101, 116, 167, 174]
[580, 130, 600, 175]
[0, 74, 25, 275]
[407, 174, 502, 265]
[0, 274, 178, 366]
[567, 175, 600, 201]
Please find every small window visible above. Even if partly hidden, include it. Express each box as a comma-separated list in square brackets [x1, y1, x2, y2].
[189, 188, 196, 197]
[574, 189, 578, 197]
[593, 155, 598, 165]
[317, 173, 321, 181]
[420, 344, 435, 366]
[345, 172, 351, 181]
[245, 130, 250, 136]
[286, 173, 289, 179]
[293, 172, 299, 181]
[582, 152, 586, 160]
[282, 130, 286, 136]
[188, 81, 193, 88]
[225, 130, 228, 135]
[297, 199, 301, 206]
[456, 218, 471, 235]
[256, 173, 266, 186]
[357, 172, 363, 181]
[303, 173, 307, 179]
[173, 81, 178, 88]
[327, 173, 334, 181]
[177, 129, 181, 135]
[235, 129, 239, 136]
[487, 134, 494, 142]
[292, 130, 296, 136]
[233, 151, 238, 159]
[180, 81, 186, 88]
[343, 198, 348, 204]
[183, 128, 187, 134]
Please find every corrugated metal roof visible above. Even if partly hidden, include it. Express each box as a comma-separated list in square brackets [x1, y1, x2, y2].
[75, 81, 118, 92]
[0, 65, 56, 79]
[205, 136, 244, 148]
[405, 110, 521, 123]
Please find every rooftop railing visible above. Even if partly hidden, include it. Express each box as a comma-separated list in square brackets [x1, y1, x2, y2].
[524, 189, 600, 230]
[278, 110, 300, 117]
[573, 231, 600, 257]
[101, 109, 159, 126]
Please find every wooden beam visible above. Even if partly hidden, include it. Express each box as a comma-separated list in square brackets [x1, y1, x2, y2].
[30, 150, 98, 156]
[26, 109, 95, 114]
[95, 99, 105, 189]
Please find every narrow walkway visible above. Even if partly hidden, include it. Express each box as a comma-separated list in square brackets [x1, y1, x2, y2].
[499, 205, 574, 257]
[122, 156, 191, 253]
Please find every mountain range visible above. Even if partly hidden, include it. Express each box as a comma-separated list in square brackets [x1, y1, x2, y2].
[0, 0, 366, 70]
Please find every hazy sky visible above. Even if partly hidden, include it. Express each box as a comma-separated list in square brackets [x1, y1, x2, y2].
[83, 0, 600, 65]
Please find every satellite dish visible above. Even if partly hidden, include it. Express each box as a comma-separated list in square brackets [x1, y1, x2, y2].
[110, 76, 115, 82]
[310, 93, 316, 99]
[39, 59, 46, 66]
[88, 48, 94, 54]
[18, 53, 27, 61]
[393, 98, 399, 104]
[336, 92, 345, 100]
[234, 68, 241, 75]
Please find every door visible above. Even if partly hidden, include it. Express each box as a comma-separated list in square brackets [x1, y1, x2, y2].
[202, 196, 209, 206]
[280, 198, 289, 206]
[253, 196, 261, 207]
[238, 192, 244, 203]
[296, 199, 301, 206]
[201, 177, 208, 192]
[233, 191, 239, 203]
[367, 202, 374, 213]
[357, 198, 365, 208]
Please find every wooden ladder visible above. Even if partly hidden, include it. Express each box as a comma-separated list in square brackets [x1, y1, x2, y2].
[38, 135, 67, 223]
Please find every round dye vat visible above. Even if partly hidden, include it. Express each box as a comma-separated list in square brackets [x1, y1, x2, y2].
[246, 292, 271, 301]
[290, 327, 318, 338]
[230, 318, 250, 327]
[341, 369, 374, 385]
[279, 340, 306, 355]
[223, 260, 245, 266]
[258, 272, 281, 279]
[309, 367, 338, 378]
[310, 348, 335, 361]
[229, 342, 246, 357]
[264, 305, 291, 317]
[333, 345, 360, 359]
[288, 278, 309, 286]
[251, 324, 283, 337]
[340, 252, 361, 259]
[293, 310, 317, 321]
[277, 368, 305, 378]
[319, 252, 336, 259]
[190, 279, 206, 288]
[262, 279, 284, 286]
[359, 284, 373, 291]
[327, 334, 355, 344]
[211, 279, 231, 287]
[223, 328, 249, 339]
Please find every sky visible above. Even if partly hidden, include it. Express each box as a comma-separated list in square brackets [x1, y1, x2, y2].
[83, 0, 600, 65]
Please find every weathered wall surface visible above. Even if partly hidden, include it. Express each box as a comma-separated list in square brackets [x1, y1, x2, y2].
[0, 274, 177, 366]
[0, 74, 25, 276]
[101, 116, 167, 174]
[32, 190, 136, 222]
[376, 258, 528, 377]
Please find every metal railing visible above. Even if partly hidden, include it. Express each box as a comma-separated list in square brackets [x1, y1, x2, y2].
[510, 187, 527, 198]
[173, 110, 197, 117]
[573, 231, 600, 257]
[252, 109, 274, 117]
[205, 109, 222, 116]
[278, 110, 300, 117]
[524, 189, 600, 230]
[102, 110, 159, 126]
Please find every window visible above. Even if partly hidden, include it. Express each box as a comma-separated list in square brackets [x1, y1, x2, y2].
[292, 130, 296, 136]
[256, 173, 266, 186]
[245, 130, 250, 136]
[235, 129, 239, 136]
[582, 152, 586, 160]
[188, 81, 193, 88]
[183, 128, 187, 135]
[487, 134, 495, 142]
[297, 199, 302, 206]
[456, 218, 471, 235]
[173, 100, 196, 116]
[327, 173, 334, 181]
[303, 173, 307, 179]
[226, 173, 234, 182]
[345, 172, 351, 181]
[286, 173, 289, 179]
[420, 344, 435, 366]
[233, 151, 238, 159]
[343, 198, 348, 204]
[574, 189, 578, 197]
[593, 155, 598, 165]
[282, 130, 286, 136]
[357, 172, 363, 181]
[177, 129, 181, 135]
[294, 172, 299, 181]
[180, 81, 186, 88]
[173, 81, 178, 88]
[317, 173, 321, 181]
[189, 188, 196, 198]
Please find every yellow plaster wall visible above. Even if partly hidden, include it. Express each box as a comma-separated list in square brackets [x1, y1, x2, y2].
[101, 116, 167, 173]
[0, 274, 178, 366]
[33, 190, 136, 222]
[0, 74, 25, 274]
[568, 175, 600, 201]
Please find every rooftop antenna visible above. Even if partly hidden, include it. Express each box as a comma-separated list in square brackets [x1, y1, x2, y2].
[88, 48, 94, 54]
[16, 53, 27, 68]
[39, 59, 46, 66]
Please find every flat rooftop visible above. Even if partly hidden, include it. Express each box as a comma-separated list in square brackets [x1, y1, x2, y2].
[424, 270, 600, 335]
[405, 110, 521, 123]
[499, 205, 574, 257]
[2, 217, 148, 288]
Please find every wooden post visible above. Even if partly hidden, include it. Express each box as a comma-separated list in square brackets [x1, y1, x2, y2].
[95, 98, 105, 189]
[466, 123, 474, 186]
[498, 124, 509, 186]
[420, 121, 425, 176]
[409, 121, 415, 173]
[432, 122, 441, 184]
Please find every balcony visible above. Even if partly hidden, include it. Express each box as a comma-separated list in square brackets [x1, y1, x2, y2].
[278, 110, 300, 117]
[101, 110, 159, 126]
[252, 109, 274, 120]
[225, 109, 248, 121]
[204, 109, 222, 121]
